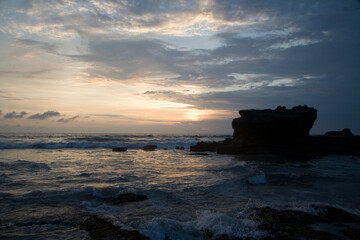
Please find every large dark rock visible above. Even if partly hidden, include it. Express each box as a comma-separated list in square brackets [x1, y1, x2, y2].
[80, 216, 149, 240]
[232, 105, 317, 152]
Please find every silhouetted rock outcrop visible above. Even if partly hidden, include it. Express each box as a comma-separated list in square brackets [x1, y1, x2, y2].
[232, 105, 317, 151]
[190, 105, 360, 156]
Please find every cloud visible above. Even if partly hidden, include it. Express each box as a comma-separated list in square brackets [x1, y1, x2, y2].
[57, 115, 79, 123]
[15, 38, 58, 54]
[1, 0, 360, 133]
[0, 0, 255, 38]
[4, 111, 28, 118]
[28, 111, 60, 120]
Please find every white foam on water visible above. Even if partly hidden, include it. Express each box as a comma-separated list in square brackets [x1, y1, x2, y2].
[247, 170, 267, 185]
[138, 208, 266, 240]
[195, 210, 265, 239]
[140, 217, 200, 240]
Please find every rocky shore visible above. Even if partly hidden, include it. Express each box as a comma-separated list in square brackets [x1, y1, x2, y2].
[191, 105, 360, 156]
[80, 204, 360, 240]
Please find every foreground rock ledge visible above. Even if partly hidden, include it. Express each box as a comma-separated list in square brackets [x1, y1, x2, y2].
[80, 216, 149, 240]
[252, 206, 360, 240]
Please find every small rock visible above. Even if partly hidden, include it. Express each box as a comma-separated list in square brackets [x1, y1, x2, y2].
[176, 146, 185, 150]
[142, 145, 157, 151]
[325, 128, 354, 137]
[112, 147, 127, 152]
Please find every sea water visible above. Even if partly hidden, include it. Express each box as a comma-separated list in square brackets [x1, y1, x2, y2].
[0, 133, 359, 239]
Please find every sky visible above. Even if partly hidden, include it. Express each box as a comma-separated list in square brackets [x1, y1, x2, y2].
[0, 0, 359, 134]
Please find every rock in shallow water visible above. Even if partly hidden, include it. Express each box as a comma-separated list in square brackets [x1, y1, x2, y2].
[80, 216, 149, 240]
[112, 147, 127, 152]
[142, 145, 157, 151]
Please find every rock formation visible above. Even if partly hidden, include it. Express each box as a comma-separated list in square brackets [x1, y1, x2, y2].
[190, 105, 359, 156]
[325, 128, 354, 137]
[232, 105, 317, 152]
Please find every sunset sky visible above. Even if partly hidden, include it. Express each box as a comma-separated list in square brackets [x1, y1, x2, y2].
[0, 0, 359, 134]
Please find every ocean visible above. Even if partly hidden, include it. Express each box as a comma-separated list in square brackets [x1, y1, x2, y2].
[0, 133, 359, 239]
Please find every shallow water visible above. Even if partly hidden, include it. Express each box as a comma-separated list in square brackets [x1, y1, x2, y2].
[0, 134, 360, 239]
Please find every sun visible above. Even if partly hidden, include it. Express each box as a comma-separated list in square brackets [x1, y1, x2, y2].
[183, 109, 207, 121]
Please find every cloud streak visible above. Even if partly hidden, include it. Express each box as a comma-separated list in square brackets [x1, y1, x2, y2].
[28, 111, 60, 120]
[57, 115, 79, 123]
[4, 111, 28, 119]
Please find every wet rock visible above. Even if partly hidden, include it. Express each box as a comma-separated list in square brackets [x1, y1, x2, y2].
[325, 128, 354, 137]
[112, 147, 127, 152]
[80, 216, 149, 240]
[102, 193, 148, 205]
[316, 206, 360, 223]
[253, 206, 360, 240]
[142, 145, 157, 151]
[341, 227, 360, 239]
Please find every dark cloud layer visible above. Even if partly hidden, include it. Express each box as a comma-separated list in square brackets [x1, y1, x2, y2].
[28, 111, 60, 120]
[4, 111, 27, 119]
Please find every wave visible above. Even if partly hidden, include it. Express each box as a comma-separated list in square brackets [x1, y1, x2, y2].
[0, 160, 50, 171]
[0, 140, 199, 149]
